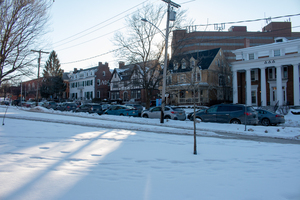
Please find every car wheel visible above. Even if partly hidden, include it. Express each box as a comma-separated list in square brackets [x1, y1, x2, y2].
[195, 117, 202, 122]
[230, 119, 241, 124]
[261, 118, 270, 126]
[120, 113, 124, 116]
[164, 115, 171, 119]
[142, 114, 148, 118]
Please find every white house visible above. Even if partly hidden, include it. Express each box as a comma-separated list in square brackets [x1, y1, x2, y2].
[232, 37, 300, 107]
[69, 67, 97, 101]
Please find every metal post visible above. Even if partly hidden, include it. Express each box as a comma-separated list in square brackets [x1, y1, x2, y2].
[160, 0, 180, 123]
[160, 1, 170, 123]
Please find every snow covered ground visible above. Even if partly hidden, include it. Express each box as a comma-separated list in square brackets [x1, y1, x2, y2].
[0, 106, 300, 200]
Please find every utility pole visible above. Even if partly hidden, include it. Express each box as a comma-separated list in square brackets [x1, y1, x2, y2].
[31, 50, 49, 105]
[160, 0, 180, 123]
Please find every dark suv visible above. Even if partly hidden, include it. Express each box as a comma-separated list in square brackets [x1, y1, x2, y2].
[193, 104, 258, 125]
[75, 103, 103, 115]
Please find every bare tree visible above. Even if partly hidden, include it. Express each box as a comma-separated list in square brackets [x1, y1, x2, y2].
[0, 0, 51, 86]
[113, 3, 191, 108]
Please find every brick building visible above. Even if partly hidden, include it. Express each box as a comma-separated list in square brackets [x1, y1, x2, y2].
[172, 22, 300, 62]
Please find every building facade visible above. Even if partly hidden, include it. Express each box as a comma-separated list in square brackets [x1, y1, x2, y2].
[167, 48, 232, 106]
[172, 22, 300, 63]
[95, 62, 111, 100]
[231, 37, 300, 107]
[69, 62, 111, 102]
[109, 62, 160, 105]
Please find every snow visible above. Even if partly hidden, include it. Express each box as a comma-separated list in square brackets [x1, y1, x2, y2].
[0, 105, 300, 200]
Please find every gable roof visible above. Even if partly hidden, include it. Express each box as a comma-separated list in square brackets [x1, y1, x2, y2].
[169, 48, 220, 72]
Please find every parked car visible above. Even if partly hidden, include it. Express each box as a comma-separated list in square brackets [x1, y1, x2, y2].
[43, 101, 57, 109]
[191, 104, 258, 125]
[187, 106, 209, 120]
[255, 109, 285, 126]
[103, 105, 139, 116]
[101, 103, 110, 111]
[75, 103, 104, 115]
[56, 102, 78, 112]
[125, 104, 143, 116]
[142, 106, 186, 120]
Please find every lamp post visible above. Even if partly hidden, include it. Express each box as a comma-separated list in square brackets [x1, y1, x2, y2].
[142, 0, 180, 123]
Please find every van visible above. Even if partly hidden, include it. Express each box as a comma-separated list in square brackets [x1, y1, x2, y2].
[194, 104, 258, 125]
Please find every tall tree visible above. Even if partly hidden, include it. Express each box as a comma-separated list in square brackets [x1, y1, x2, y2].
[40, 51, 66, 99]
[113, 3, 191, 108]
[0, 0, 51, 86]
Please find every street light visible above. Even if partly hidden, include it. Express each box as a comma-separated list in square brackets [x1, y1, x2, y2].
[141, 16, 169, 123]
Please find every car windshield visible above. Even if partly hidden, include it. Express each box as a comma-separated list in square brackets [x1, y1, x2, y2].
[246, 106, 255, 112]
[126, 106, 135, 109]
[171, 107, 183, 111]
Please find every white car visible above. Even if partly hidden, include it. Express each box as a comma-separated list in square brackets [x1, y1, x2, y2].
[142, 106, 186, 120]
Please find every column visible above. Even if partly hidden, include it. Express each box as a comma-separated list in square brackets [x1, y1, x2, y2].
[232, 70, 238, 104]
[293, 64, 300, 106]
[260, 67, 267, 106]
[246, 69, 251, 106]
[276, 65, 283, 106]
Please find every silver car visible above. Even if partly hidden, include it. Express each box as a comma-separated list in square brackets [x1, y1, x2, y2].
[142, 106, 186, 120]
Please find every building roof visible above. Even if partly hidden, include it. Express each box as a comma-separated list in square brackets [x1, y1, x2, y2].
[169, 48, 220, 72]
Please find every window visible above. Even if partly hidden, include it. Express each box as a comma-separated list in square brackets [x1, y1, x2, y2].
[180, 90, 186, 98]
[174, 62, 178, 70]
[167, 75, 172, 84]
[193, 71, 201, 82]
[219, 75, 224, 86]
[190, 58, 195, 68]
[97, 79, 100, 86]
[97, 91, 100, 98]
[283, 66, 288, 78]
[178, 74, 186, 83]
[268, 68, 276, 79]
[103, 71, 106, 76]
[113, 83, 118, 88]
[131, 90, 141, 99]
[249, 53, 254, 60]
[251, 69, 258, 81]
[123, 92, 128, 101]
[251, 90, 257, 105]
[182, 61, 186, 69]
[111, 92, 119, 100]
[274, 49, 280, 57]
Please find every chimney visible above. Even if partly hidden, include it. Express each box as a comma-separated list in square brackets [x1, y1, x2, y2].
[74, 68, 77, 73]
[119, 61, 125, 69]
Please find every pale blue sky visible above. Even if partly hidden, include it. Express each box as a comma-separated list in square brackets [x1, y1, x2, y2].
[44, 0, 300, 72]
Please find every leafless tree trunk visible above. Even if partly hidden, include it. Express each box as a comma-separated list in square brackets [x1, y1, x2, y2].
[0, 0, 51, 86]
[113, 3, 190, 109]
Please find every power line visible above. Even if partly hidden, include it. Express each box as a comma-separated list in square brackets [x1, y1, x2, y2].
[187, 13, 300, 28]
[53, 0, 151, 47]
[60, 15, 300, 65]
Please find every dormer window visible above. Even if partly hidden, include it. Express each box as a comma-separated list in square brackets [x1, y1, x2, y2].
[173, 62, 178, 70]
[274, 49, 280, 57]
[249, 53, 254, 60]
[190, 58, 196, 68]
[181, 60, 186, 69]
